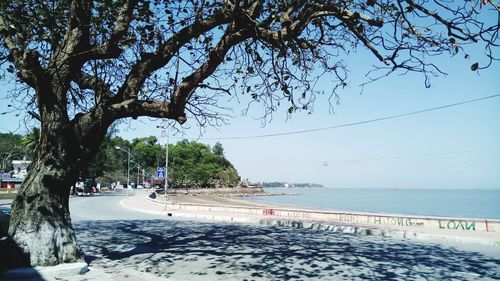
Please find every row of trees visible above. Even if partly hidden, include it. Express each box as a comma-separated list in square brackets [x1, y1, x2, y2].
[0, 132, 240, 188]
[89, 135, 241, 188]
[168, 140, 240, 188]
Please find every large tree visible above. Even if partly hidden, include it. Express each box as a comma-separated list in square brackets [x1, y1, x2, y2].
[0, 0, 498, 267]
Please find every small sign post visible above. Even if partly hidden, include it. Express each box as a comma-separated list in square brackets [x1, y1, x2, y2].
[156, 167, 165, 180]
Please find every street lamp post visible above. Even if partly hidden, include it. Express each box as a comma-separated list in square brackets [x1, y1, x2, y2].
[165, 129, 169, 205]
[131, 160, 141, 188]
[157, 123, 169, 208]
[137, 165, 140, 188]
[115, 146, 132, 197]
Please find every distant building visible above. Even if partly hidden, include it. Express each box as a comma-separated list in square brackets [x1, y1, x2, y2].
[12, 159, 31, 179]
[0, 159, 31, 189]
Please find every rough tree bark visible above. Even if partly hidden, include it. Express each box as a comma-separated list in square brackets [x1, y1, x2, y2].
[8, 155, 83, 266]
[5, 64, 112, 265]
[7, 113, 98, 266]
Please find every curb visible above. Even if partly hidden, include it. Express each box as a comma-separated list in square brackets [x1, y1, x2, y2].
[0, 262, 88, 280]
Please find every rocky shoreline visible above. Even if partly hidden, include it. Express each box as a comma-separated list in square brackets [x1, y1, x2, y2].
[166, 187, 295, 197]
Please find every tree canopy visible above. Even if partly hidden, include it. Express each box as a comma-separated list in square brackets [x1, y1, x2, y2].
[169, 140, 240, 187]
[1, 0, 498, 130]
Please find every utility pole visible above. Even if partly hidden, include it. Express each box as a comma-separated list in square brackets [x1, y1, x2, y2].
[115, 146, 132, 198]
[130, 159, 141, 191]
[137, 165, 140, 188]
[165, 127, 169, 207]
[157, 121, 169, 209]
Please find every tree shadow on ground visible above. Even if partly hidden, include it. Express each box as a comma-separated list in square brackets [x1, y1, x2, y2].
[75, 220, 500, 281]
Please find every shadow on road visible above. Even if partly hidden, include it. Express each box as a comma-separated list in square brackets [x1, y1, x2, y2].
[72, 191, 129, 198]
[75, 219, 500, 280]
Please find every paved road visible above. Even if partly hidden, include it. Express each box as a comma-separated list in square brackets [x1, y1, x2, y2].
[70, 191, 165, 221]
[67, 192, 500, 280]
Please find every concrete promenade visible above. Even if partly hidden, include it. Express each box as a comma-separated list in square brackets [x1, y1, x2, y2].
[123, 190, 500, 247]
[2, 191, 500, 280]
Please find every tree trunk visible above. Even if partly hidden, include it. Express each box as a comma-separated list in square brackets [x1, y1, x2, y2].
[7, 133, 84, 267]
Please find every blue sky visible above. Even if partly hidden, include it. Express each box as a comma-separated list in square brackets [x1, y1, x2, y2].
[115, 49, 499, 189]
[1, 41, 499, 190]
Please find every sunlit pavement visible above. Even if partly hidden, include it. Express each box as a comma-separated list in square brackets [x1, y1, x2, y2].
[67, 191, 500, 280]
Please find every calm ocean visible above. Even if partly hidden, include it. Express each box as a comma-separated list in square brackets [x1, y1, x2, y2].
[247, 188, 500, 220]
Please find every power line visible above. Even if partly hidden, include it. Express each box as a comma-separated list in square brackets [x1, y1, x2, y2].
[235, 150, 475, 164]
[176, 93, 500, 140]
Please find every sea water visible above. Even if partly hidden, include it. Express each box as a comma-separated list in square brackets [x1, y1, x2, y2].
[247, 188, 500, 220]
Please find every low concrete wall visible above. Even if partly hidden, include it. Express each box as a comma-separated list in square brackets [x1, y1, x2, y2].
[161, 201, 500, 236]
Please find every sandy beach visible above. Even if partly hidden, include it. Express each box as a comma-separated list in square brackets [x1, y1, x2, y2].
[157, 193, 287, 208]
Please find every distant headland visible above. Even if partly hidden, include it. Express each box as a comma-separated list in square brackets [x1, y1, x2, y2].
[260, 182, 324, 188]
